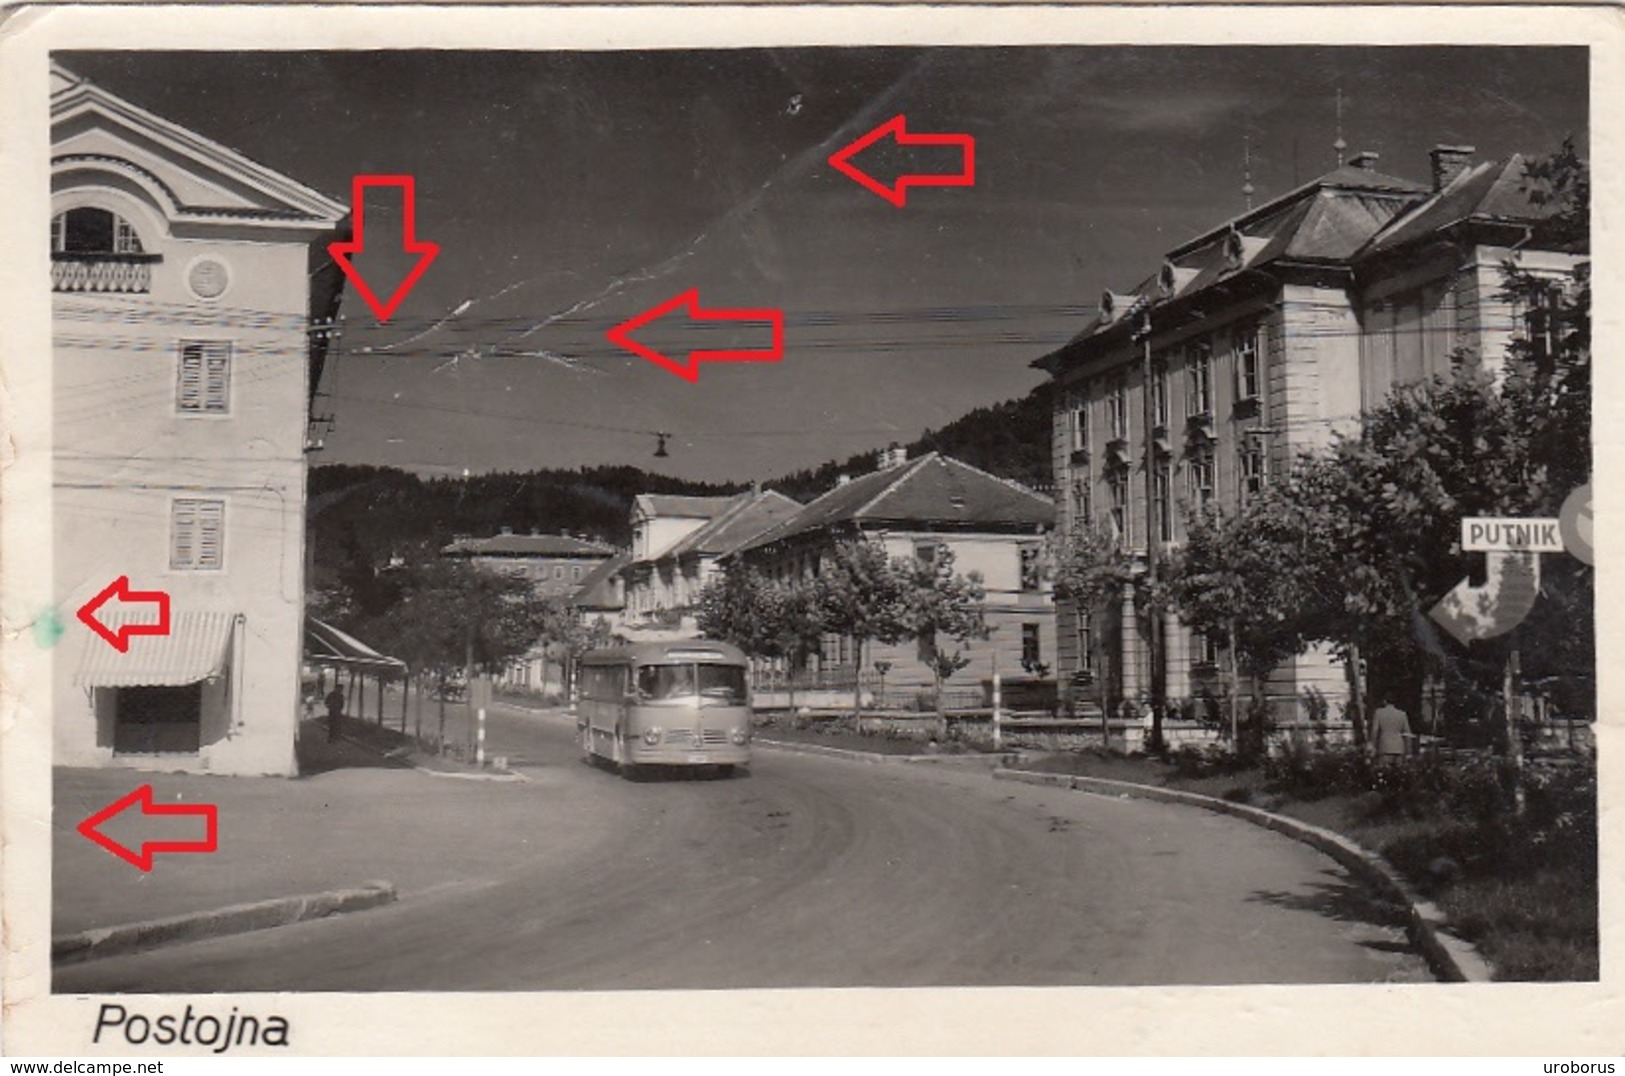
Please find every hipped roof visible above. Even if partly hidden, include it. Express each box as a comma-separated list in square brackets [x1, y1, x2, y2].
[738, 453, 1053, 554]
[442, 533, 617, 558]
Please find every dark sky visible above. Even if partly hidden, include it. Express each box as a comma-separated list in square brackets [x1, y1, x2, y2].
[64, 47, 1587, 482]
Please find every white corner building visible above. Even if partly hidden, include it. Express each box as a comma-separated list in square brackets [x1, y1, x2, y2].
[51, 63, 348, 775]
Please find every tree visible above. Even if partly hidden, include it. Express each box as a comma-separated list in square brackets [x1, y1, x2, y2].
[900, 547, 989, 735]
[1167, 499, 1330, 758]
[1050, 521, 1138, 748]
[697, 565, 823, 709]
[814, 540, 913, 716]
[358, 557, 552, 688]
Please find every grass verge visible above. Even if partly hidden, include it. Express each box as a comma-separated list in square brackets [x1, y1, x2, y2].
[1017, 748, 1597, 982]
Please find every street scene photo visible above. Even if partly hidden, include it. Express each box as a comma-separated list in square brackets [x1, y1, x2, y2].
[45, 43, 1593, 993]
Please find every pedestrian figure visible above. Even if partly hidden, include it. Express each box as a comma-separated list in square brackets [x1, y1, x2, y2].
[325, 684, 345, 743]
[1369, 696, 1413, 765]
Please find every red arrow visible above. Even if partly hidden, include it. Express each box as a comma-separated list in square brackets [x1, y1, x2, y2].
[828, 115, 976, 207]
[78, 785, 219, 872]
[328, 175, 440, 322]
[606, 288, 784, 383]
[77, 576, 170, 653]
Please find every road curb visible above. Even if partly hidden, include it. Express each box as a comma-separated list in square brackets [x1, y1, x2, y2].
[755, 738, 1019, 766]
[332, 730, 527, 782]
[993, 768, 1494, 984]
[52, 881, 398, 966]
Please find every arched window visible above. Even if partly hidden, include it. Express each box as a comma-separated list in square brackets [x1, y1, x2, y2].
[51, 207, 145, 255]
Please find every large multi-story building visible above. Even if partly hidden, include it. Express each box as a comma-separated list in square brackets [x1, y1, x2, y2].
[441, 529, 618, 599]
[1035, 145, 1583, 731]
[51, 63, 348, 774]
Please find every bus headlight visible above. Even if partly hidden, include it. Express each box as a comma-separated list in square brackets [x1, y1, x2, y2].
[643, 727, 662, 746]
[731, 729, 749, 745]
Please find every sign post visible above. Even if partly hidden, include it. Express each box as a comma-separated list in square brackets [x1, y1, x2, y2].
[470, 674, 493, 767]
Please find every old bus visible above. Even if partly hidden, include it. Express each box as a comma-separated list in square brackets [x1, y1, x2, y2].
[576, 641, 752, 778]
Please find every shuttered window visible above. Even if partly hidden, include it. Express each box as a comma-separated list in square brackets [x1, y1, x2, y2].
[171, 498, 225, 571]
[177, 341, 231, 414]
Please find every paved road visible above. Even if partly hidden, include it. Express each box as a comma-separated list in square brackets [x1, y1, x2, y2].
[56, 702, 1430, 991]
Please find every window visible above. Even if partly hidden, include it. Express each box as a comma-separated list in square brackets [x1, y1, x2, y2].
[636, 663, 697, 700]
[170, 498, 225, 571]
[1153, 462, 1174, 543]
[1522, 281, 1565, 372]
[573, 565, 583, 580]
[1233, 323, 1262, 401]
[1187, 449, 1215, 511]
[52, 207, 144, 255]
[915, 541, 939, 566]
[1077, 613, 1095, 674]
[1151, 355, 1170, 429]
[554, 565, 565, 580]
[1072, 478, 1092, 528]
[1192, 630, 1221, 668]
[1107, 377, 1129, 441]
[112, 683, 202, 754]
[1186, 339, 1213, 417]
[1019, 544, 1041, 592]
[1068, 397, 1090, 454]
[1240, 442, 1267, 501]
[176, 342, 231, 415]
[1021, 623, 1042, 668]
[1108, 470, 1131, 545]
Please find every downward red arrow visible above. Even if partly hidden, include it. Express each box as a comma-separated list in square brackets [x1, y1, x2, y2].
[828, 115, 976, 207]
[606, 289, 784, 383]
[78, 785, 219, 872]
[77, 576, 170, 653]
[328, 175, 440, 322]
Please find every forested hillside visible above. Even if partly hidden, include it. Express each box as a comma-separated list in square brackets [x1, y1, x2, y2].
[308, 384, 1053, 604]
[770, 384, 1052, 503]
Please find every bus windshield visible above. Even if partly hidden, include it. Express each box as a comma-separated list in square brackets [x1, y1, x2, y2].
[636, 663, 748, 705]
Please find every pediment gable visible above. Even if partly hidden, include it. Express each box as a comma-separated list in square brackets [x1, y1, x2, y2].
[50, 62, 346, 232]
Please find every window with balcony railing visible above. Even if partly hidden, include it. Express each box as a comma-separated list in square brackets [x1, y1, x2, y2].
[51, 207, 160, 293]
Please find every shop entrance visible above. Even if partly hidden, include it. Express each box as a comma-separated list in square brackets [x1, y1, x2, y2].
[112, 682, 203, 754]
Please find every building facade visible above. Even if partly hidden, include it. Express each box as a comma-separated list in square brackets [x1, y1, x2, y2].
[442, 529, 618, 599]
[621, 490, 801, 626]
[1036, 145, 1584, 729]
[733, 451, 1056, 701]
[51, 63, 348, 774]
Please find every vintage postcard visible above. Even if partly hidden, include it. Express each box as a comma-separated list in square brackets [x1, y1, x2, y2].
[1, 2, 1619, 1056]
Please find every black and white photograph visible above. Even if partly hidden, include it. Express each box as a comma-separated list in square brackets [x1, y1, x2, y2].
[1, 4, 1615, 1057]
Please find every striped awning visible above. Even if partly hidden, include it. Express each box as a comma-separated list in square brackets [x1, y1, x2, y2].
[304, 616, 406, 671]
[76, 611, 236, 687]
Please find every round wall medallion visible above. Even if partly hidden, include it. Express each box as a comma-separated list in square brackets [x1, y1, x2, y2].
[188, 258, 231, 300]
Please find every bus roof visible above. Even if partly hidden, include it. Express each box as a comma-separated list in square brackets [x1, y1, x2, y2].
[580, 640, 750, 665]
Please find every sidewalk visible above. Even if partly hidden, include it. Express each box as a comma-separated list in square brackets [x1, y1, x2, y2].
[53, 729, 586, 938]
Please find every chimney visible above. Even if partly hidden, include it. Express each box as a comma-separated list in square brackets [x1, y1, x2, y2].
[499, 525, 513, 536]
[1346, 150, 1380, 171]
[836, 473, 851, 487]
[1430, 144, 1475, 192]
[878, 443, 907, 470]
[751, 479, 761, 496]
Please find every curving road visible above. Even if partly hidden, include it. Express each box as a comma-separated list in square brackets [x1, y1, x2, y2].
[56, 703, 1431, 992]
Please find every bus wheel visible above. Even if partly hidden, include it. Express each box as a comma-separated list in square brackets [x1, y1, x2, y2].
[712, 764, 735, 779]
